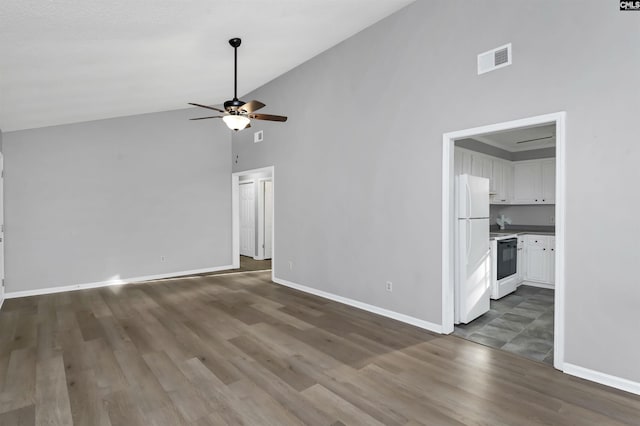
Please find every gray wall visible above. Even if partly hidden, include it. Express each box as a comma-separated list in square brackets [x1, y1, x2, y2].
[231, 0, 640, 383]
[490, 205, 555, 227]
[3, 108, 232, 292]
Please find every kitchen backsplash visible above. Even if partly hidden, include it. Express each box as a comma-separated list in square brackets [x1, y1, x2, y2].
[490, 204, 555, 227]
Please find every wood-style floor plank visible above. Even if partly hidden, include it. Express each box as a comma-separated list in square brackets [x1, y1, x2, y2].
[1, 270, 639, 425]
[35, 354, 73, 426]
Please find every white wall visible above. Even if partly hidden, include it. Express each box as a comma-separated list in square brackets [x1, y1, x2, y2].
[231, 0, 640, 384]
[3, 108, 232, 293]
[490, 205, 555, 227]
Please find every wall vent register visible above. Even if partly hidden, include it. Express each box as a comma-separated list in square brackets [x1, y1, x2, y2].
[478, 43, 512, 75]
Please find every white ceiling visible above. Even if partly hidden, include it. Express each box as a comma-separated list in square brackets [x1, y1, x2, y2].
[471, 124, 556, 152]
[0, 0, 414, 132]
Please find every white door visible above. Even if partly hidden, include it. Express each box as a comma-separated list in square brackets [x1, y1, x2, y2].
[264, 181, 273, 259]
[456, 218, 491, 324]
[239, 182, 255, 257]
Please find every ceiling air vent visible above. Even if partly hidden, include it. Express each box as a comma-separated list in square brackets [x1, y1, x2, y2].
[477, 43, 512, 75]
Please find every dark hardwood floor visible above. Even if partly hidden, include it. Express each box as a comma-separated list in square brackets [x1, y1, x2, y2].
[196, 256, 271, 278]
[1, 271, 639, 425]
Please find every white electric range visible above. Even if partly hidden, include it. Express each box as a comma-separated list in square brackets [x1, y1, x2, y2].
[490, 233, 524, 299]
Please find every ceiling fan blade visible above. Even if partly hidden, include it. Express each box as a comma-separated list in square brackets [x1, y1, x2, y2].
[239, 100, 266, 114]
[189, 116, 224, 120]
[249, 113, 288, 122]
[188, 103, 225, 113]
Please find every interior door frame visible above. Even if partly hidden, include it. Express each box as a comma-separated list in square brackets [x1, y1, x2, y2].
[441, 112, 566, 371]
[238, 180, 256, 258]
[232, 166, 275, 280]
[0, 152, 4, 310]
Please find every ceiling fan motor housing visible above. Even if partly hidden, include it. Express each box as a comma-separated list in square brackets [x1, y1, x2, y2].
[224, 98, 245, 113]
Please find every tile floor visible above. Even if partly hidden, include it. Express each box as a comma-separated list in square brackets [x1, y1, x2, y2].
[454, 285, 555, 365]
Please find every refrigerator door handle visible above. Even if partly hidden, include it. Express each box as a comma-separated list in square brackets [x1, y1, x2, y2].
[466, 219, 471, 264]
[465, 182, 471, 219]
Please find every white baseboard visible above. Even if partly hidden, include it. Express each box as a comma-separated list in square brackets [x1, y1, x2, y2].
[272, 276, 443, 334]
[564, 363, 640, 396]
[4, 264, 235, 299]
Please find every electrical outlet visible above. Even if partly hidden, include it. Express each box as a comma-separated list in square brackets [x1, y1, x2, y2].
[289, 260, 294, 270]
[386, 281, 393, 292]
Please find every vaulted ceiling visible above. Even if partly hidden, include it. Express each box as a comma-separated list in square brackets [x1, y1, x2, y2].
[0, 0, 414, 131]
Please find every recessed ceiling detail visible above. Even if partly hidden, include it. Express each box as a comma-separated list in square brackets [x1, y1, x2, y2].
[0, 0, 414, 131]
[471, 124, 556, 152]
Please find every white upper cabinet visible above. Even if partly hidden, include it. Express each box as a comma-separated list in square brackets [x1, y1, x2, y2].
[513, 162, 542, 203]
[541, 159, 556, 204]
[513, 159, 555, 204]
[490, 159, 513, 204]
[454, 148, 474, 176]
[453, 148, 554, 205]
[454, 147, 513, 204]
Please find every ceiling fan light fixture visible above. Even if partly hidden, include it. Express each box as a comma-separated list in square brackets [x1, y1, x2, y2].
[222, 114, 250, 131]
[189, 37, 287, 127]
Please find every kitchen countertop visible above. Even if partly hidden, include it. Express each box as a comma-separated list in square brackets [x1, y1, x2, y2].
[490, 231, 555, 240]
[490, 226, 555, 239]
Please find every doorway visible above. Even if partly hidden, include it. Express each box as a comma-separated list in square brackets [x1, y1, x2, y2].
[442, 112, 566, 370]
[0, 152, 4, 309]
[232, 166, 275, 279]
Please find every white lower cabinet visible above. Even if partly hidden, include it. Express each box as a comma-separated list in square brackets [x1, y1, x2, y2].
[522, 235, 555, 286]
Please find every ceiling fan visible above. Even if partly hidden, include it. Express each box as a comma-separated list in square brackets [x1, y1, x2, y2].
[189, 37, 288, 131]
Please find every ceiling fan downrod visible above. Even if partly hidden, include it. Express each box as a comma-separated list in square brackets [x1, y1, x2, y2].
[224, 38, 243, 112]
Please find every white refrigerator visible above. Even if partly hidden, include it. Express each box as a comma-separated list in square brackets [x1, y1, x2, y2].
[455, 174, 491, 324]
